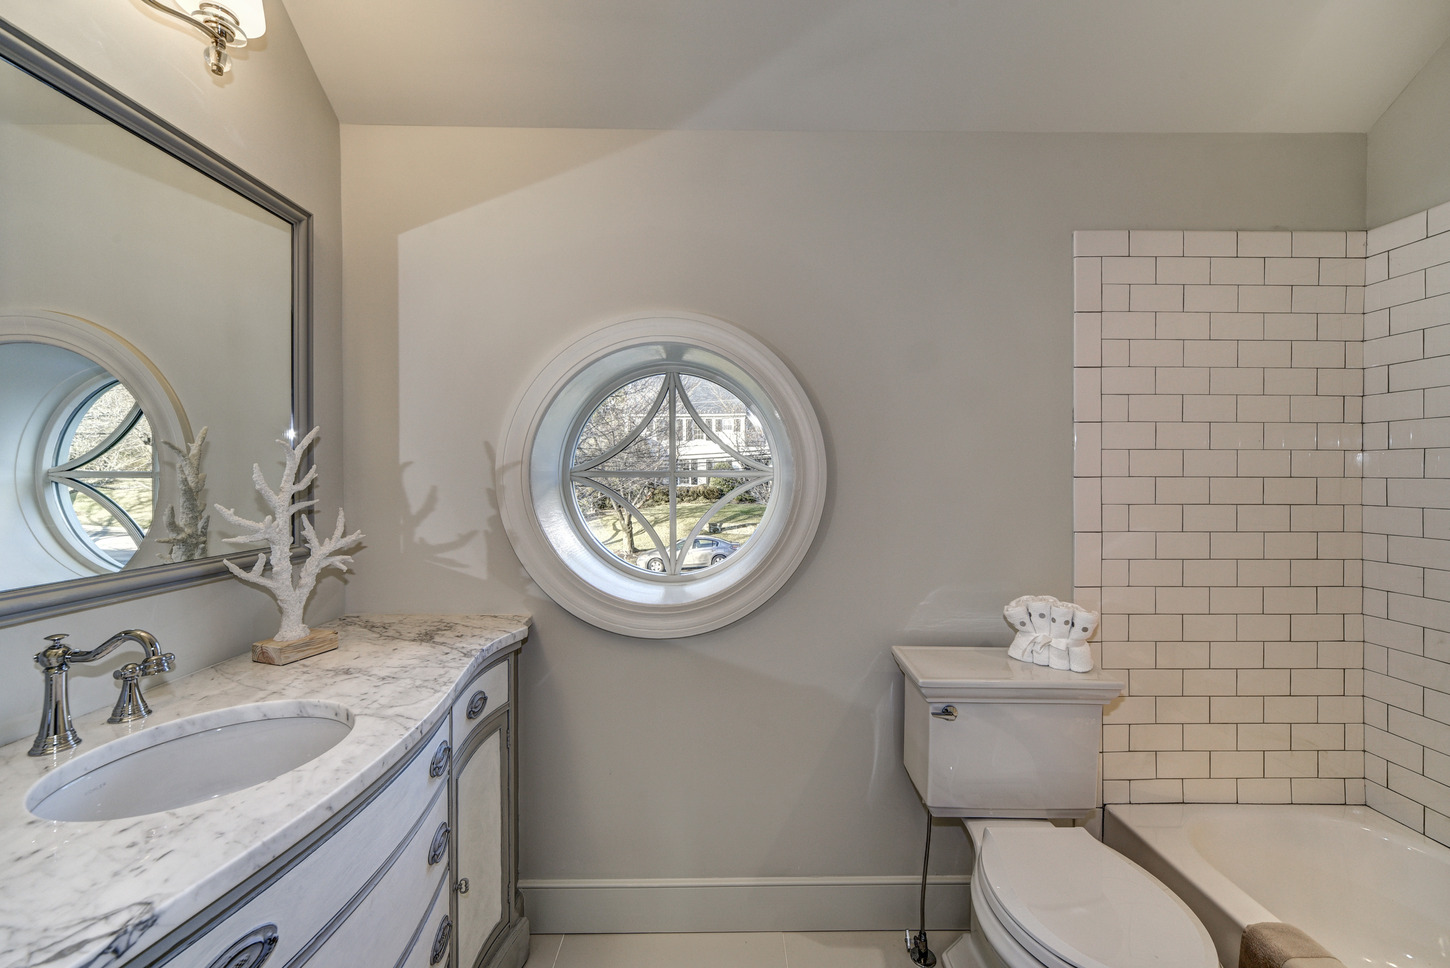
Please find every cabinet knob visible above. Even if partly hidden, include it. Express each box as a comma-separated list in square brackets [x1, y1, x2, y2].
[466, 690, 489, 720]
[430, 914, 453, 966]
[206, 924, 279, 968]
[429, 740, 452, 778]
[456, 877, 470, 895]
[428, 821, 451, 866]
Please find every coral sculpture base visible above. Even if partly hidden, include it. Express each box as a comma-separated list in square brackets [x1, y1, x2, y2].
[252, 628, 339, 666]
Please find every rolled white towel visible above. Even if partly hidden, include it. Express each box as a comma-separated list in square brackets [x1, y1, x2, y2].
[1027, 596, 1057, 665]
[1004, 596, 1036, 661]
[1047, 602, 1074, 670]
[1067, 607, 1099, 673]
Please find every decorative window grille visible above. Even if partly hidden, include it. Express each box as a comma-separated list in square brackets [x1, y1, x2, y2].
[569, 370, 773, 576]
[45, 380, 156, 567]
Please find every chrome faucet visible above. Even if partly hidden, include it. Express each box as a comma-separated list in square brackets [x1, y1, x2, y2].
[29, 629, 175, 757]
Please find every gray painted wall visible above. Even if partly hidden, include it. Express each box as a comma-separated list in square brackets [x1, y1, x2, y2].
[1368, 35, 1450, 226]
[339, 127, 1364, 928]
[0, 0, 343, 746]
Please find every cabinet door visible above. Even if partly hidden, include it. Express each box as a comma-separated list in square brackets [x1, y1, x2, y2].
[452, 717, 508, 968]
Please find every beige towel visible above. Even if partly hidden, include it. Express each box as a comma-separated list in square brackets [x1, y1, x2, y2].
[1239, 922, 1345, 968]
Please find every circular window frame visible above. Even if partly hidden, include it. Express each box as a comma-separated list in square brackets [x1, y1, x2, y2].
[499, 313, 827, 638]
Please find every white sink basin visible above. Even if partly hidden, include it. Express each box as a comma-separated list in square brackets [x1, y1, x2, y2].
[26, 700, 354, 822]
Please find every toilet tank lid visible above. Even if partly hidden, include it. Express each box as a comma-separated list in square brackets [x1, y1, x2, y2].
[890, 646, 1123, 702]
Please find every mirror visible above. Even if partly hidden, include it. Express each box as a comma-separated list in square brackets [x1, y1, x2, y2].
[0, 19, 311, 625]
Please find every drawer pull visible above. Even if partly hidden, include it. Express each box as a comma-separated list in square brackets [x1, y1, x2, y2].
[931, 705, 958, 721]
[466, 690, 489, 720]
[206, 924, 279, 968]
[430, 914, 453, 966]
[428, 821, 451, 866]
[429, 741, 452, 778]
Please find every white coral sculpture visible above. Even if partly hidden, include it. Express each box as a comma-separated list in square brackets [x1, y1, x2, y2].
[214, 427, 363, 642]
[158, 427, 210, 563]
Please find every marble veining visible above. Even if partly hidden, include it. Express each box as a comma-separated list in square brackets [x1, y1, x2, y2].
[0, 614, 530, 968]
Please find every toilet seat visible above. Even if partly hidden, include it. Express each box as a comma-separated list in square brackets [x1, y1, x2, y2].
[974, 825, 1217, 968]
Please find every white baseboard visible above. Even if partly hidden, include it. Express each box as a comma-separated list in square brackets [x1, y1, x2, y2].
[519, 874, 972, 934]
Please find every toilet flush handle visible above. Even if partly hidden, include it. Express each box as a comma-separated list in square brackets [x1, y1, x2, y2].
[930, 705, 957, 721]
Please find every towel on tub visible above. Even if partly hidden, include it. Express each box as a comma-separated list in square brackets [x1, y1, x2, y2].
[1239, 922, 1346, 968]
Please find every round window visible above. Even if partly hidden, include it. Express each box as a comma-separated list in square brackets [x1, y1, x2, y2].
[500, 314, 826, 637]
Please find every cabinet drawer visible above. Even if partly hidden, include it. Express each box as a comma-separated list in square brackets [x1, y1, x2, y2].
[452, 657, 509, 741]
[399, 874, 453, 968]
[158, 719, 450, 967]
[302, 787, 450, 968]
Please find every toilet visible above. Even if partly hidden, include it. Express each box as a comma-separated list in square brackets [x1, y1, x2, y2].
[891, 646, 1219, 968]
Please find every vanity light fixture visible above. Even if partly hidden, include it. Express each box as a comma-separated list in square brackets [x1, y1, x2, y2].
[137, 0, 266, 76]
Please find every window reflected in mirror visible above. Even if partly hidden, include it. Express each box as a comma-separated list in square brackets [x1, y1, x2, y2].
[0, 332, 189, 585]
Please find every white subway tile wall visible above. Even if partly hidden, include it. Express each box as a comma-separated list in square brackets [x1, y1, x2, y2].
[1362, 212, 1450, 844]
[1076, 218, 1450, 847]
[1075, 229, 1369, 814]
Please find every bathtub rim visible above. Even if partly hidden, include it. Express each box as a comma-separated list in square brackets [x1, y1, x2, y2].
[1105, 803, 1272, 968]
[1104, 802, 1445, 968]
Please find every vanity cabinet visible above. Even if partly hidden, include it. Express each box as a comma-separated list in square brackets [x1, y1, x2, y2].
[143, 719, 454, 968]
[122, 648, 525, 968]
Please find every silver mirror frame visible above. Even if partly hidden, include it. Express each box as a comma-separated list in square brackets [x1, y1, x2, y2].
[0, 17, 312, 627]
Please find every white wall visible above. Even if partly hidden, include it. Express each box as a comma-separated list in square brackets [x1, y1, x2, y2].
[0, 344, 104, 587]
[1368, 36, 1450, 226]
[0, 0, 343, 746]
[340, 126, 1364, 929]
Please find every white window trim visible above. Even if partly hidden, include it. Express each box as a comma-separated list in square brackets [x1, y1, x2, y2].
[499, 313, 827, 638]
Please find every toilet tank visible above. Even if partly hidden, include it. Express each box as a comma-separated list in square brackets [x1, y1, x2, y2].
[891, 646, 1123, 818]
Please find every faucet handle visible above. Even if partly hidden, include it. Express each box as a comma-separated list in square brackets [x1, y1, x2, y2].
[35, 634, 72, 668]
[109, 663, 153, 723]
[145, 652, 176, 675]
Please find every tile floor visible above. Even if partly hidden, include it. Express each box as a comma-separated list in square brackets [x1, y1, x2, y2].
[524, 931, 965, 968]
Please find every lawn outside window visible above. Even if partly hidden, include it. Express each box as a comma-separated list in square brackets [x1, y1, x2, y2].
[500, 314, 826, 638]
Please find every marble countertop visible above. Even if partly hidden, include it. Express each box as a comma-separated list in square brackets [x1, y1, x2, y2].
[0, 613, 531, 968]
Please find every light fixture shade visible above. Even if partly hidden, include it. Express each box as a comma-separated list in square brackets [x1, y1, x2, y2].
[208, 0, 265, 39]
[138, 0, 267, 74]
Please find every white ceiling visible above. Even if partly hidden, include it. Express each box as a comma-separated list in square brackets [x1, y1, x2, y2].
[280, 0, 1450, 132]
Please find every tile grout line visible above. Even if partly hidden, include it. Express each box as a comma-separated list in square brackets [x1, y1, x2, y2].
[548, 934, 565, 968]
[780, 931, 790, 968]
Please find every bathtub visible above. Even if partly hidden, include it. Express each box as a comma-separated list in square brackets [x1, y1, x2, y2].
[1105, 803, 1450, 968]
